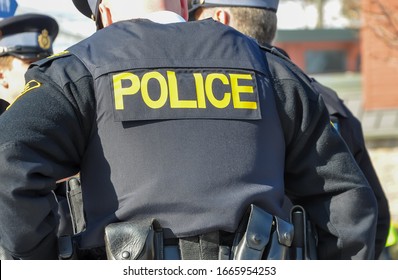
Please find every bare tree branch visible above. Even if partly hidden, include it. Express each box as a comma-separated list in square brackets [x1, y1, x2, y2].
[363, 0, 398, 49]
[373, 0, 398, 37]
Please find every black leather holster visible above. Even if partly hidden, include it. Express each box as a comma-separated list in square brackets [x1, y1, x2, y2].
[232, 204, 294, 260]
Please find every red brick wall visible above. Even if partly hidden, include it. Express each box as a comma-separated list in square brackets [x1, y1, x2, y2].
[362, 0, 398, 110]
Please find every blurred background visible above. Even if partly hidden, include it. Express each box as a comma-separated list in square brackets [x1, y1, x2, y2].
[1, 0, 398, 258]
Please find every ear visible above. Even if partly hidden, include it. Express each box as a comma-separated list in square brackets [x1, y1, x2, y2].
[214, 9, 230, 25]
[99, 2, 113, 27]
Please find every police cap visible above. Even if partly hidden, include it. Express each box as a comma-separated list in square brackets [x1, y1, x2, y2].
[0, 13, 59, 60]
[189, 0, 279, 13]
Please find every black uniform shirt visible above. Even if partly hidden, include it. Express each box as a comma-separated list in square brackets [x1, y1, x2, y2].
[312, 80, 390, 258]
[0, 19, 377, 259]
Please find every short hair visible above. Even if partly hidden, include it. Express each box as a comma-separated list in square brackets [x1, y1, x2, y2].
[229, 7, 277, 45]
[195, 6, 277, 46]
[0, 56, 14, 70]
[0, 56, 35, 70]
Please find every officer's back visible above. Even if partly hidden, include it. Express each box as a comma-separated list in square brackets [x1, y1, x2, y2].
[63, 14, 286, 248]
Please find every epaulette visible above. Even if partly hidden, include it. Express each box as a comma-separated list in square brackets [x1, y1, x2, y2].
[259, 43, 318, 101]
[31, 50, 72, 67]
[259, 44, 292, 63]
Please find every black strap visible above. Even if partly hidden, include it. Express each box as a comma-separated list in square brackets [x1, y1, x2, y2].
[179, 236, 201, 260]
[179, 232, 220, 260]
[199, 231, 219, 260]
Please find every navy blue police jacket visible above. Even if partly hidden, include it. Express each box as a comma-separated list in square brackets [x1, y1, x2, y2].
[311, 80, 390, 259]
[0, 19, 377, 259]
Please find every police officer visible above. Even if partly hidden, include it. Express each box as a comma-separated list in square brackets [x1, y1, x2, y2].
[311, 81, 390, 259]
[0, 0, 377, 259]
[0, 13, 75, 253]
[0, 13, 59, 109]
[0, 13, 61, 260]
[190, 0, 390, 260]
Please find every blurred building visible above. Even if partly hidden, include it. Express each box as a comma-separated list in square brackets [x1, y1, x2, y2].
[275, 29, 360, 74]
[274, 0, 398, 141]
[361, 0, 398, 110]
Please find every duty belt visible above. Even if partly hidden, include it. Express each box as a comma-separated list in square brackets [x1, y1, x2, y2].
[59, 204, 317, 260]
[102, 205, 295, 260]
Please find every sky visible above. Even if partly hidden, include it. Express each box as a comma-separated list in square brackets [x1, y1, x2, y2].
[5, 0, 350, 52]
[278, 0, 349, 29]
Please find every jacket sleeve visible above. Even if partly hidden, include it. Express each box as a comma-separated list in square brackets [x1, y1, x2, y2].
[266, 53, 378, 259]
[0, 56, 95, 259]
[339, 109, 390, 258]
[311, 79, 390, 259]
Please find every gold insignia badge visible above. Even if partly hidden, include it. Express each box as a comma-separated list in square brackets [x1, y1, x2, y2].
[38, 29, 51, 50]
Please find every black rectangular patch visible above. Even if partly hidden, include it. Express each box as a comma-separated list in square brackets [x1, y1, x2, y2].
[111, 68, 261, 121]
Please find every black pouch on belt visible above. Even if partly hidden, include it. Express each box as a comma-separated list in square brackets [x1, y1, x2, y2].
[104, 218, 161, 260]
[231, 204, 294, 260]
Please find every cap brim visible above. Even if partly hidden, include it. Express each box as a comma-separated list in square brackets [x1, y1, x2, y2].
[72, 0, 93, 18]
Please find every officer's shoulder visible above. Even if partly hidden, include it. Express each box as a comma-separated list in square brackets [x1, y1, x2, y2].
[29, 50, 91, 86]
[31, 50, 89, 77]
[259, 44, 291, 62]
[31, 50, 72, 67]
[259, 45, 304, 80]
[259, 45, 319, 100]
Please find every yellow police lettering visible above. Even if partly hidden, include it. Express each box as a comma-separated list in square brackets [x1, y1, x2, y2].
[168, 71, 198, 109]
[141, 72, 168, 109]
[194, 73, 207, 108]
[205, 73, 231, 109]
[230, 73, 257, 109]
[113, 73, 140, 110]
[113, 71, 258, 111]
